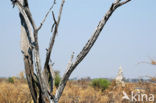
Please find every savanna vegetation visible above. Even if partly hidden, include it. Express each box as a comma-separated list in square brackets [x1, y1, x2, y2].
[0, 73, 156, 103]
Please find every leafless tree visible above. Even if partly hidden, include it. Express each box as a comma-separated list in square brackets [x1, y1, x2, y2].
[11, 0, 131, 103]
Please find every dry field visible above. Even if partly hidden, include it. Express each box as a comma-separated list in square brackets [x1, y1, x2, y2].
[0, 78, 156, 103]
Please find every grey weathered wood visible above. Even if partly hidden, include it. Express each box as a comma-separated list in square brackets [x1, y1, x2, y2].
[15, 0, 52, 102]
[49, 62, 55, 92]
[20, 13, 38, 103]
[17, 0, 38, 102]
[44, 0, 65, 71]
[43, 1, 65, 101]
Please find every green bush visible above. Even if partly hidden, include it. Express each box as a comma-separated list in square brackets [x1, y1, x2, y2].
[91, 78, 110, 91]
[54, 71, 61, 88]
[8, 77, 14, 83]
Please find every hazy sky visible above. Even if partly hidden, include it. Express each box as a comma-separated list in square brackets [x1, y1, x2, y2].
[0, 0, 156, 79]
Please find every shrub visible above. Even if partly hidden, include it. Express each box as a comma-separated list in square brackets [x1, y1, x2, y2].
[8, 77, 14, 83]
[91, 78, 110, 91]
[54, 71, 61, 88]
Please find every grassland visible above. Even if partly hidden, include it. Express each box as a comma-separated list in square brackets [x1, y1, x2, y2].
[0, 77, 156, 103]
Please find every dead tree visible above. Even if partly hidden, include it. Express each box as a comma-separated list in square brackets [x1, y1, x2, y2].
[11, 0, 131, 103]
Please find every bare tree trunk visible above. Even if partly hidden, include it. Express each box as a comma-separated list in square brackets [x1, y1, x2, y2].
[20, 13, 38, 102]
[11, 0, 131, 102]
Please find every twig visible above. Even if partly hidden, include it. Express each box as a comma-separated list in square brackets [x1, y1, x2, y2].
[117, 0, 131, 7]
[51, 11, 57, 32]
[37, 0, 56, 31]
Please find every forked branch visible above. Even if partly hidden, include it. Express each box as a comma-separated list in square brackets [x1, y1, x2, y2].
[43, 0, 65, 102]
[44, 0, 65, 73]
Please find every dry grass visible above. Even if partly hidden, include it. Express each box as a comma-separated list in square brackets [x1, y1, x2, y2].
[59, 81, 109, 103]
[0, 81, 32, 103]
[0, 78, 156, 103]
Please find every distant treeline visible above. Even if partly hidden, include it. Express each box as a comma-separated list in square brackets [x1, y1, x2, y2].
[0, 76, 156, 83]
[70, 77, 156, 83]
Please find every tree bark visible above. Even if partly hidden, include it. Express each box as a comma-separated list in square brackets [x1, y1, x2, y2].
[20, 13, 38, 103]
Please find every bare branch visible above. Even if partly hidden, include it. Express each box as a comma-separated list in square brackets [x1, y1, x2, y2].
[48, 63, 55, 92]
[51, 11, 57, 32]
[114, 0, 121, 4]
[117, 0, 131, 7]
[25, 8, 37, 30]
[55, 0, 131, 101]
[37, 0, 56, 31]
[66, 52, 74, 71]
[44, 24, 57, 72]
[57, 0, 65, 26]
[41, 1, 65, 102]
[16, 0, 37, 31]
[55, 52, 74, 101]
[42, 58, 55, 94]
[15, 0, 35, 44]
[44, 0, 65, 72]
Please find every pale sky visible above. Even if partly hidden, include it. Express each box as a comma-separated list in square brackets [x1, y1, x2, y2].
[0, 0, 156, 79]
